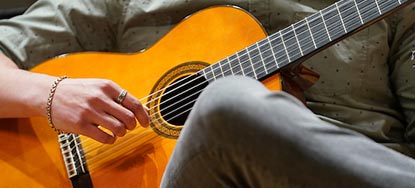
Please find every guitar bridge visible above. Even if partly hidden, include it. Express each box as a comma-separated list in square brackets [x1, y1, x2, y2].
[59, 133, 93, 188]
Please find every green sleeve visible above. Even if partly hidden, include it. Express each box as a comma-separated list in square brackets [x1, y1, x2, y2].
[0, 0, 124, 70]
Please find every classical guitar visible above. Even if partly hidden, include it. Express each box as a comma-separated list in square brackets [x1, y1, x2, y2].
[0, 0, 412, 187]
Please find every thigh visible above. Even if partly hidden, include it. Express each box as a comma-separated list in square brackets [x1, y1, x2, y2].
[161, 76, 415, 188]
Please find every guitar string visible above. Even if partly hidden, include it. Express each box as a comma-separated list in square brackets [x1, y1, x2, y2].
[76, 0, 397, 158]
[76, 0, 398, 161]
[71, 0, 400, 164]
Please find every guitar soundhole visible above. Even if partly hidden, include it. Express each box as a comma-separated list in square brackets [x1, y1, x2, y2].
[159, 74, 208, 126]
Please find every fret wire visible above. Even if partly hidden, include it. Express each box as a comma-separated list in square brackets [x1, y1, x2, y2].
[238, 49, 255, 78]
[227, 57, 235, 76]
[266, 37, 279, 68]
[218, 60, 225, 77]
[336, 2, 347, 33]
[358, 0, 381, 23]
[246, 47, 258, 79]
[202, 68, 213, 82]
[220, 59, 231, 77]
[278, 31, 291, 62]
[378, 0, 400, 13]
[230, 54, 243, 76]
[339, 0, 362, 32]
[268, 33, 288, 68]
[325, 3, 347, 39]
[291, 24, 304, 56]
[308, 13, 329, 48]
[229, 55, 238, 76]
[201, 68, 206, 78]
[319, 11, 332, 41]
[209, 65, 216, 80]
[209, 63, 217, 79]
[258, 38, 279, 72]
[257, 39, 278, 72]
[212, 63, 223, 79]
[197, 69, 203, 79]
[281, 27, 302, 61]
[293, 20, 315, 55]
[305, 16, 317, 49]
[353, 0, 364, 24]
[256, 42, 268, 74]
[248, 44, 266, 78]
[374, 0, 382, 15]
[235, 52, 246, 76]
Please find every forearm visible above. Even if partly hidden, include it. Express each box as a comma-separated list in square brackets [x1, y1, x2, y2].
[0, 54, 56, 118]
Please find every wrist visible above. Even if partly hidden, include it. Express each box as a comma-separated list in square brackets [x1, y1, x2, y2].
[45, 76, 69, 133]
[21, 72, 59, 118]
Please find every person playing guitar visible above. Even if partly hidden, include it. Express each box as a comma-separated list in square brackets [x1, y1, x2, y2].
[0, 0, 414, 187]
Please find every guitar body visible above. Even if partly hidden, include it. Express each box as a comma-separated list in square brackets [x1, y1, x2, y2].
[0, 6, 280, 188]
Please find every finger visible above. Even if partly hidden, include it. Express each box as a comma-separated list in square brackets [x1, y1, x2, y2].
[88, 107, 127, 137]
[82, 125, 116, 144]
[121, 94, 150, 128]
[101, 98, 137, 130]
[96, 113, 127, 137]
[101, 82, 150, 128]
[94, 81, 137, 130]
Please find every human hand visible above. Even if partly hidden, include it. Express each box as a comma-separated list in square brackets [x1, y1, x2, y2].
[49, 78, 149, 144]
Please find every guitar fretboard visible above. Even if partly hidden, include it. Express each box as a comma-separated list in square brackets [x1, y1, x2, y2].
[200, 0, 410, 82]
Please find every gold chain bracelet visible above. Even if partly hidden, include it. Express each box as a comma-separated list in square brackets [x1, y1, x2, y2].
[46, 76, 69, 134]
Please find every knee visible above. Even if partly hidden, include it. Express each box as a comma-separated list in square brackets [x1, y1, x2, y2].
[179, 75, 318, 156]
[191, 76, 266, 122]
[192, 76, 303, 123]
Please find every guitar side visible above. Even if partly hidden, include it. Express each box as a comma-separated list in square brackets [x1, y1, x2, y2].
[0, 6, 280, 187]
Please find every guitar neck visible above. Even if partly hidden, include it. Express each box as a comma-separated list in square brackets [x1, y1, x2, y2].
[201, 0, 413, 82]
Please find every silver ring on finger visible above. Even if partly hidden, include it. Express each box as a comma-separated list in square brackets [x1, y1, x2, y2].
[116, 89, 128, 104]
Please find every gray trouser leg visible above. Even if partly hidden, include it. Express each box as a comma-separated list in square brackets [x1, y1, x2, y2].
[160, 76, 415, 188]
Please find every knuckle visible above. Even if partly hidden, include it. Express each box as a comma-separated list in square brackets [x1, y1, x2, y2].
[86, 94, 104, 104]
[79, 106, 93, 120]
[99, 80, 117, 91]
[73, 113, 87, 126]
